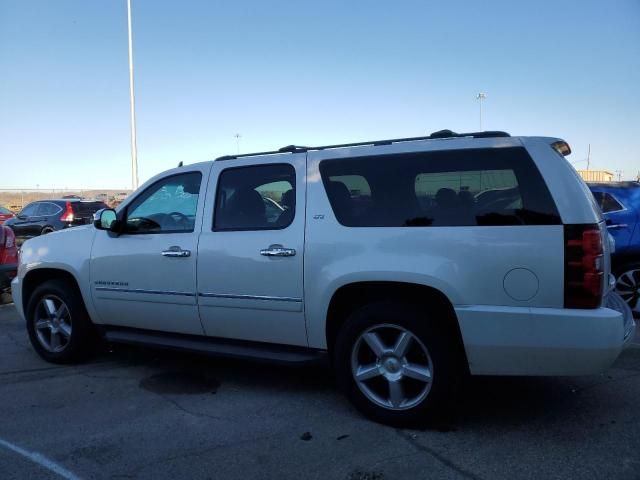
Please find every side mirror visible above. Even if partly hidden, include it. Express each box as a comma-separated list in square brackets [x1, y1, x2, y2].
[94, 208, 118, 231]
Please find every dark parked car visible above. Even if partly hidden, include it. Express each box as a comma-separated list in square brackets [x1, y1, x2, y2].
[0, 206, 15, 225]
[0, 225, 18, 291]
[588, 181, 640, 317]
[4, 199, 108, 241]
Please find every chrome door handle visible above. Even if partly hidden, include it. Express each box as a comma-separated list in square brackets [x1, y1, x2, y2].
[162, 246, 191, 257]
[260, 244, 296, 257]
[607, 224, 628, 230]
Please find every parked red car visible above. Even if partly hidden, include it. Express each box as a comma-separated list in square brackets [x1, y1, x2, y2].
[0, 206, 15, 225]
[0, 225, 18, 290]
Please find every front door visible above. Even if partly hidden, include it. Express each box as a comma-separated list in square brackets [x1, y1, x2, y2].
[90, 168, 208, 335]
[12, 203, 39, 239]
[197, 154, 307, 346]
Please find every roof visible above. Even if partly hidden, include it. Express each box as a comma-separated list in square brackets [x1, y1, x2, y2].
[215, 129, 511, 161]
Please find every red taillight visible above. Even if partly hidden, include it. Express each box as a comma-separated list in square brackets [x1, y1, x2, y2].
[565, 224, 604, 309]
[60, 202, 74, 222]
[0, 227, 18, 271]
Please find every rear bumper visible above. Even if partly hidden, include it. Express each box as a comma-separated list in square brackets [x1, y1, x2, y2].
[456, 300, 635, 376]
[0, 263, 17, 289]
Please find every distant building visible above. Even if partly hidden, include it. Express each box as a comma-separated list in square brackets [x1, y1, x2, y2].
[577, 170, 614, 183]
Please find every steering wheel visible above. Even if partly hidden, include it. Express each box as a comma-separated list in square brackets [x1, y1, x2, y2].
[168, 211, 191, 229]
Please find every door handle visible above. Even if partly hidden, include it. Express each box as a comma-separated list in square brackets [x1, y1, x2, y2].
[260, 244, 296, 257]
[607, 224, 628, 230]
[162, 246, 191, 257]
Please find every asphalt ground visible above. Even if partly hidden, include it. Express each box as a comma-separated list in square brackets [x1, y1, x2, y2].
[1, 302, 639, 480]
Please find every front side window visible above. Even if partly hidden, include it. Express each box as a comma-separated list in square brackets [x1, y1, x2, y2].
[320, 147, 560, 227]
[125, 172, 202, 233]
[592, 192, 624, 213]
[19, 203, 38, 217]
[214, 164, 296, 231]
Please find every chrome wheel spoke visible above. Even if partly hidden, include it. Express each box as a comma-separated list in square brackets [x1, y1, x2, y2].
[388, 380, 405, 408]
[393, 331, 412, 357]
[403, 363, 432, 383]
[363, 332, 387, 358]
[355, 363, 380, 381]
[44, 299, 57, 318]
[58, 322, 71, 338]
[35, 319, 51, 331]
[55, 303, 68, 320]
[50, 331, 61, 350]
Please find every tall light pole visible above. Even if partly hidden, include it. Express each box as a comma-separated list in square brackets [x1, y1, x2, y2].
[234, 133, 241, 155]
[476, 92, 486, 131]
[127, 0, 139, 190]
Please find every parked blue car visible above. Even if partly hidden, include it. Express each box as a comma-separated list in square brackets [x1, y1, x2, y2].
[588, 181, 640, 317]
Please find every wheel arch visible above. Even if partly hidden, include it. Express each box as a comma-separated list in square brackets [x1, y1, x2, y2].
[22, 268, 83, 315]
[325, 281, 469, 372]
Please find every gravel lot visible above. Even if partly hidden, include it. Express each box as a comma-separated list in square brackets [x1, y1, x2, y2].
[1, 302, 639, 480]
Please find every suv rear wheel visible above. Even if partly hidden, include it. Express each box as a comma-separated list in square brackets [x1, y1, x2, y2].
[334, 301, 460, 427]
[615, 262, 640, 318]
[26, 279, 97, 363]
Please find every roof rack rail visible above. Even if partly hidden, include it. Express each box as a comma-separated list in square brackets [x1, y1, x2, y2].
[215, 129, 510, 161]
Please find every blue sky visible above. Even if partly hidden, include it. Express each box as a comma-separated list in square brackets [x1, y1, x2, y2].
[1, 0, 639, 189]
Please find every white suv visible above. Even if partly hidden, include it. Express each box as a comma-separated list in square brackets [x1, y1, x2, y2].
[12, 130, 635, 425]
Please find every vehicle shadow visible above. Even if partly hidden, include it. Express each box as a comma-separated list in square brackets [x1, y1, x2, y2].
[98, 341, 639, 431]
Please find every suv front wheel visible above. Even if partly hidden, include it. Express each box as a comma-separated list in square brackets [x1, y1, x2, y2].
[26, 279, 97, 363]
[334, 301, 461, 427]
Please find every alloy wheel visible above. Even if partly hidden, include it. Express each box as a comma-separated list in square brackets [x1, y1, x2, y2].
[616, 269, 640, 315]
[350, 324, 433, 411]
[34, 295, 72, 353]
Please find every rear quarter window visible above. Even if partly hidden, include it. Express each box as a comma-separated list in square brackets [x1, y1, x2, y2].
[319, 147, 561, 227]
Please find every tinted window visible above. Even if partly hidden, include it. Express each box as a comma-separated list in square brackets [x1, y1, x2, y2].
[72, 201, 108, 216]
[37, 203, 61, 216]
[319, 148, 560, 227]
[19, 203, 38, 217]
[0, 207, 11, 215]
[592, 192, 624, 213]
[214, 164, 296, 231]
[125, 172, 202, 233]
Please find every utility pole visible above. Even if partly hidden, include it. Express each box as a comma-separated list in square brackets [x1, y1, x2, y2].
[586, 144, 591, 170]
[127, 0, 139, 190]
[476, 93, 486, 131]
[234, 133, 241, 155]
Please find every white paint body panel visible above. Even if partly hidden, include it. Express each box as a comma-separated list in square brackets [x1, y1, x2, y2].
[11, 135, 631, 377]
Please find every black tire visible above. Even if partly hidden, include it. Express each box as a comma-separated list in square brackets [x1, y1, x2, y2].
[26, 279, 97, 363]
[614, 262, 640, 319]
[334, 301, 462, 427]
[41, 227, 55, 235]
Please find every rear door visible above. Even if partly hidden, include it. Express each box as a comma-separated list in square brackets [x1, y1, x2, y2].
[197, 153, 307, 346]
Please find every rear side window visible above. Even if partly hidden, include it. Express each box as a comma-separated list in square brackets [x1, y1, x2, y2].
[36, 203, 61, 216]
[319, 147, 560, 227]
[214, 164, 296, 231]
[592, 192, 624, 213]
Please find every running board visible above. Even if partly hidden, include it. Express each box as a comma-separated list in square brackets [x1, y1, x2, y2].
[101, 326, 327, 366]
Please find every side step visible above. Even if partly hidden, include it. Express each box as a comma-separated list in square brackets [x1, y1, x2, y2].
[101, 326, 327, 366]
